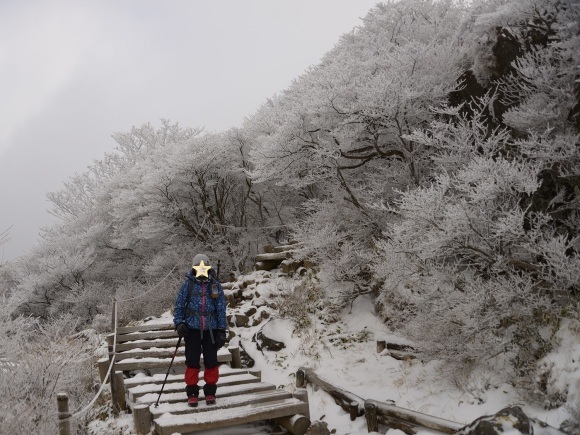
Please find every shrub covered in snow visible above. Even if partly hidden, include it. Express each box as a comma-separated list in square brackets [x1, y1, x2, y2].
[276, 271, 329, 330]
[0, 311, 96, 434]
[373, 0, 579, 402]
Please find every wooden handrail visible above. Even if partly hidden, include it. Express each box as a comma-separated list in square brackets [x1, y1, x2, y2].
[57, 269, 177, 432]
[296, 367, 463, 434]
[296, 367, 363, 421]
[365, 399, 463, 434]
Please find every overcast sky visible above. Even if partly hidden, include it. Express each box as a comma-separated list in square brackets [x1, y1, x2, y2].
[0, 0, 378, 262]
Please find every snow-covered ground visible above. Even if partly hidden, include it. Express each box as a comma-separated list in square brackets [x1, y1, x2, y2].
[90, 270, 579, 434]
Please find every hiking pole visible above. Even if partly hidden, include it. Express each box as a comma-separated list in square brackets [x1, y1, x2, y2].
[155, 336, 182, 408]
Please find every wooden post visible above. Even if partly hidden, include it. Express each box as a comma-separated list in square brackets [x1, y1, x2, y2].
[133, 404, 152, 434]
[57, 392, 71, 435]
[296, 369, 305, 388]
[229, 345, 242, 368]
[365, 399, 463, 434]
[113, 371, 127, 411]
[349, 401, 359, 421]
[106, 333, 115, 347]
[275, 414, 311, 435]
[365, 401, 378, 433]
[297, 367, 363, 417]
[108, 346, 118, 416]
[377, 340, 387, 353]
[293, 389, 310, 419]
[98, 358, 109, 383]
[111, 299, 116, 333]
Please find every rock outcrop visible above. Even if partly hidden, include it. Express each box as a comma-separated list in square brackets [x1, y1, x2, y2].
[457, 406, 567, 435]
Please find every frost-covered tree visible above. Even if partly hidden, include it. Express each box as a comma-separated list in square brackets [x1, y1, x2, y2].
[373, 0, 579, 391]
[374, 146, 578, 367]
[249, 0, 467, 188]
[13, 119, 296, 324]
[12, 121, 196, 321]
[105, 124, 297, 275]
[0, 306, 96, 434]
[246, 0, 468, 305]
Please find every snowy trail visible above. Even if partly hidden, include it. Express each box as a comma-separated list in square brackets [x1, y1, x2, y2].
[90, 269, 577, 434]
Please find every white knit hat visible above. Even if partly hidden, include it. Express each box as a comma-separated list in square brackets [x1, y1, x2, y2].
[192, 254, 210, 268]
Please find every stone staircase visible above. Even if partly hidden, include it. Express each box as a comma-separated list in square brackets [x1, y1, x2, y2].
[254, 241, 312, 274]
[98, 321, 310, 435]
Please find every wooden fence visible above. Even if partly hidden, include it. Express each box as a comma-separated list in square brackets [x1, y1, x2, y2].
[296, 367, 464, 434]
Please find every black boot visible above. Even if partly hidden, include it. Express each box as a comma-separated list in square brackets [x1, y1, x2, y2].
[185, 385, 200, 407]
[204, 384, 217, 405]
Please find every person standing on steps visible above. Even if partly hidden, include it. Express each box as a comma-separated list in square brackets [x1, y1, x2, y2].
[173, 254, 228, 407]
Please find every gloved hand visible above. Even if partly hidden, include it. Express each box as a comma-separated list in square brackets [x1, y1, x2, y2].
[176, 323, 189, 338]
[216, 329, 227, 349]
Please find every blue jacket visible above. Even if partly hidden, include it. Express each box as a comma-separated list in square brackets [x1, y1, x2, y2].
[173, 271, 227, 330]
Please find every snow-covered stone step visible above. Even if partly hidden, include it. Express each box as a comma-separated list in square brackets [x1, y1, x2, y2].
[153, 397, 309, 435]
[272, 244, 296, 253]
[149, 389, 293, 418]
[124, 367, 249, 387]
[115, 347, 186, 361]
[128, 373, 260, 401]
[255, 251, 291, 262]
[125, 373, 184, 388]
[112, 348, 232, 372]
[135, 382, 276, 406]
[117, 323, 174, 334]
[116, 337, 181, 352]
[116, 330, 177, 343]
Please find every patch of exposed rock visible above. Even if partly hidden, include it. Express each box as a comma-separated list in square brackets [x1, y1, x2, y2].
[457, 406, 567, 435]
